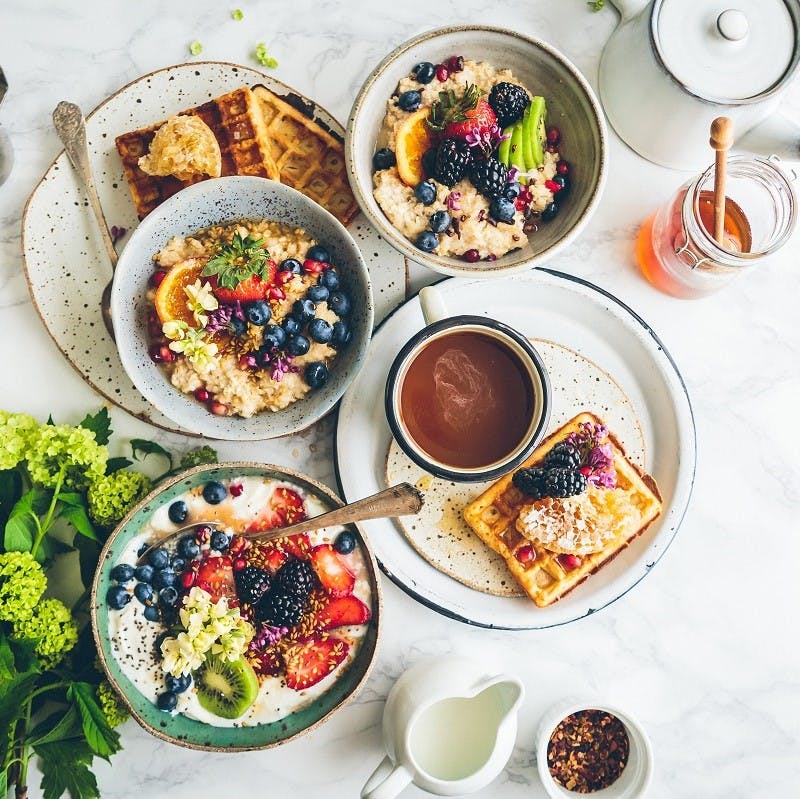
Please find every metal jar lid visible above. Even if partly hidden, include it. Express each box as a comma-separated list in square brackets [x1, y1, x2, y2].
[651, 0, 799, 103]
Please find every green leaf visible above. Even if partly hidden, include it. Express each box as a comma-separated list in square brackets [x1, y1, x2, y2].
[105, 457, 133, 474]
[36, 535, 76, 565]
[29, 705, 82, 747]
[46, 414, 55, 425]
[55, 492, 84, 507]
[67, 682, 121, 759]
[73, 536, 102, 594]
[0, 634, 40, 731]
[130, 439, 173, 468]
[0, 468, 24, 529]
[60, 504, 99, 542]
[3, 487, 50, 552]
[78, 408, 112, 446]
[36, 739, 99, 799]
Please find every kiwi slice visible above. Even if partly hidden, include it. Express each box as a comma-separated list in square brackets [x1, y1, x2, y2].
[497, 125, 513, 166]
[521, 105, 536, 172]
[528, 96, 547, 169]
[509, 123, 527, 185]
[194, 653, 259, 719]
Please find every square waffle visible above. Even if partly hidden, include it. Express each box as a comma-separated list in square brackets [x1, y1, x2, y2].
[462, 413, 663, 607]
[252, 85, 359, 225]
[115, 87, 281, 219]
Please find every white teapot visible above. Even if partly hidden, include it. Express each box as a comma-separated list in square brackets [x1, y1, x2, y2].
[599, 0, 800, 169]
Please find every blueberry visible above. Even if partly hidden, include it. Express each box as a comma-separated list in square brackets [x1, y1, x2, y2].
[106, 585, 130, 610]
[168, 500, 188, 524]
[245, 300, 271, 326]
[372, 148, 396, 171]
[262, 324, 286, 349]
[412, 61, 436, 84]
[292, 298, 316, 322]
[156, 691, 178, 712]
[541, 201, 559, 222]
[134, 564, 155, 583]
[489, 197, 516, 224]
[308, 318, 333, 344]
[429, 210, 451, 234]
[279, 257, 302, 274]
[159, 586, 180, 608]
[134, 582, 154, 604]
[397, 90, 422, 112]
[210, 530, 230, 551]
[334, 530, 356, 554]
[148, 549, 169, 570]
[110, 564, 135, 584]
[170, 556, 186, 573]
[177, 536, 200, 559]
[305, 362, 329, 389]
[286, 335, 311, 356]
[331, 320, 352, 348]
[416, 230, 439, 252]
[202, 481, 227, 505]
[328, 291, 351, 316]
[421, 147, 438, 178]
[319, 269, 340, 291]
[306, 244, 330, 263]
[165, 673, 192, 694]
[307, 284, 329, 303]
[552, 174, 569, 193]
[153, 569, 176, 590]
[137, 543, 148, 558]
[282, 316, 301, 336]
[229, 315, 247, 336]
[504, 182, 522, 201]
[414, 181, 437, 206]
[143, 604, 160, 622]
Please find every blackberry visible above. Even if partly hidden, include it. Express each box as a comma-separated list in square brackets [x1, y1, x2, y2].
[434, 138, 472, 187]
[544, 441, 582, 470]
[543, 468, 587, 498]
[257, 591, 305, 627]
[512, 467, 549, 500]
[488, 82, 530, 128]
[421, 147, 438, 179]
[469, 157, 508, 199]
[234, 566, 271, 606]
[273, 559, 317, 599]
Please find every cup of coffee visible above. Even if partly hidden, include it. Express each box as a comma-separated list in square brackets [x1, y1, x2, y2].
[385, 285, 551, 482]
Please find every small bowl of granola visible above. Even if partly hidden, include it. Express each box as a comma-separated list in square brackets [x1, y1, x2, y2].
[536, 700, 653, 797]
[111, 176, 373, 439]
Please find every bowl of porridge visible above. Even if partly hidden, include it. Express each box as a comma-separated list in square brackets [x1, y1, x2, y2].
[111, 177, 373, 439]
[345, 26, 607, 277]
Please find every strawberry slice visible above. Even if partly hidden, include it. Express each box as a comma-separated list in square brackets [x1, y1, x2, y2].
[310, 544, 355, 597]
[284, 635, 349, 690]
[444, 98, 497, 141]
[196, 556, 237, 602]
[209, 262, 277, 303]
[281, 532, 311, 560]
[246, 487, 307, 532]
[263, 547, 288, 575]
[316, 595, 371, 630]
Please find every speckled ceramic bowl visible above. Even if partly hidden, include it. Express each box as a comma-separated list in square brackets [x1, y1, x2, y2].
[345, 26, 607, 278]
[111, 176, 373, 439]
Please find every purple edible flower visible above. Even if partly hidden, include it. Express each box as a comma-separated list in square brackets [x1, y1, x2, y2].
[445, 191, 462, 211]
[568, 423, 617, 489]
[206, 302, 246, 334]
[507, 167, 520, 183]
[250, 623, 288, 650]
[465, 124, 510, 156]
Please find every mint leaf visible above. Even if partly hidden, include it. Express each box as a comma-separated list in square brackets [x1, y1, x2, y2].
[130, 439, 173, 468]
[4, 487, 50, 552]
[79, 408, 112, 445]
[67, 682, 121, 759]
[60, 503, 99, 542]
[36, 739, 99, 799]
[106, 457, 133, 474]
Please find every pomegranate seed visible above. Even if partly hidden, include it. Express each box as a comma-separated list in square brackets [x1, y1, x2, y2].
[195, 526, 212, 543]
[519, 188, 533, 202]
[277, 269, 294, 285]
[149, 269, 168, 288]
[516, 544, 536, 564]
[267, 286, 285, 301]
[558, 554, 582, 571]
[210, 401, 228, 416]
[229, 483, 244, 497]
[229, 536, 246, 555]
[557, 160, 569, 175]
[546, 127, 561, 145]
[580, 466, 592, 477]
[159, 344, 176, 363]
[302, 258, 327, 274]
[445, 55, 464, 73]
[147, 312, 162, 338]
[180, 571, 195, 588]
[545, 179, 562, 193]
[194, 387, 209, 402]
[514, 197, 528, 212]
[233, 557, 247, 571]
[462, 249, 480, 263]
[435, 64, 449, 82]
[148, 343, 164, 363]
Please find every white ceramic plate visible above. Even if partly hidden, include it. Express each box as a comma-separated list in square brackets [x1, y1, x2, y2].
[22, 61, 406, 435]
[334, 269, 696, 629]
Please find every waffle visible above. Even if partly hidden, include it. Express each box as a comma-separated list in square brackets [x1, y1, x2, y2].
[462, 413, 662, 607]
[115, 87, 281, 219]
[252, 85, 359, 225]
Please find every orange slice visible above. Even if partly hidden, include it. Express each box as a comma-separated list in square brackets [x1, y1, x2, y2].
[395, 107, 435, 186]
[154, 258, 206, 324]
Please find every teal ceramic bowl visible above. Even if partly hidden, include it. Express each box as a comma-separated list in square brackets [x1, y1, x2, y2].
[90, 463, 382, 752]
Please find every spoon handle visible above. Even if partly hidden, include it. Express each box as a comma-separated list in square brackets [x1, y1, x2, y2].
[244, 483, 424, 544]
[52, 101, 118, 267]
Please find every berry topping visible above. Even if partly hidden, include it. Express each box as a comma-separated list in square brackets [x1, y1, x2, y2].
[306, 284, 329, 303]
[331, 320, 352, 348]
[445, 55, 464, 73]
[165, 673, 192, 694]
[193, 387, 210, 402]
[148, 549, 169, 570]
[210, 530, 230, 551]
[209, 273, 273, 305]
[542, 468, 588, 498]
[234, 566, 271, 606]
[310, 544, 355, 597]
[412, 61, 436, 84]
[540, 201, 559, 222]
[429, 210, 452, 234]
[414, 180, 437, 205]
[316, 595, 371, 630]
[305, 361, 329, 389]
[516, 544, 536, 564]
[328, 290, 351, 316]
[488, 82, 530, 128]
[177, 536, 200, 559]
[433, 138, 473, 187]
[286, 334, 311, 356]
[435, 64, 449, 82]
[149, 269, 168, 288]
[416, 230, 439, 253]
[245, 300, 271, 326]
[134, 565, 154, 583]
[372, 148, 396, 171]
[262, 323, 287, 349]
[229, 483, 244, 498]
[153, 569, 176, 590]
[168, 501, 188, 524]
[489, 196, 516, 224]
[202, 481, 227, 505]
[470, 156, 509, 199]
[429, 85, 497, 144]
[292, 298, 316, 322]
[546, 126, 561, 145]
[282, 316, 301, 336]
[544, 441, 582, 470]
[558, 553, 582, 571]
[302, 258, 328, 275]
[110, 564, 135, 584]
[512, 467, 549, 500]
[143, 604, 160, 622]
[134, 582, 154, 604]
[156, 691, 177, 712]
[308, 318, 333, 344]
[557, 160, 569, 175]
[398, 90, 422, 112]
[106, 585, 130, 610]
[283, 635, 350, 690]
[461, 249, 481, 263]
[333, 531, 356, 555]
[306, 244, 330, 263]
[274, 559, 317, 599]
[279, 257, 302, 274]
[159, 586, 179, 608]
[257, 590, 305, 627]
[319, 269, 340, 291]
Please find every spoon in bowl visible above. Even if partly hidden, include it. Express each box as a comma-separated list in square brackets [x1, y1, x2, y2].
[136, 482, 424, 565]
[52, 100, 118, 339]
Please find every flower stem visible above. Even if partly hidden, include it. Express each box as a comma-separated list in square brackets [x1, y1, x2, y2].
[30, 467, 65, 558]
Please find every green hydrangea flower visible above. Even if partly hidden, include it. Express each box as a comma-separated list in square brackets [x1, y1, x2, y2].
[0, 551, 47, 622]
[27, 424, 107, 491]
[97, 680, 130, 728]
[87, 470, 151, 527]
[11, 598, 78, 669]
[0, 411, 39, 470]
[179, 445, 218, 470]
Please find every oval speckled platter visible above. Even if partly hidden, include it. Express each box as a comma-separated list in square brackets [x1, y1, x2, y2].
[385, 338, 646, 598]
[91, 462, 381, 751]
[335, 270, 696, 630]
[22, 61, 405, 435]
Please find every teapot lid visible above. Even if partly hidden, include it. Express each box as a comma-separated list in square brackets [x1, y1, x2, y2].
[652, 0, 798, 103]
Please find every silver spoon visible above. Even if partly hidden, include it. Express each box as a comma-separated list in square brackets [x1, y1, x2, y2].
[52, 100, 117, 339]
[136, 482, 424, 565]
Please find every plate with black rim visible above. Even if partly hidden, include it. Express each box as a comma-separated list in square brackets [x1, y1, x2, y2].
[334, 269, 696, 629]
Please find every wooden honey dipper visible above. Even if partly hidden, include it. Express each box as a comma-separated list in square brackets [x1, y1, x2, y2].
[709, 117, 734, 246]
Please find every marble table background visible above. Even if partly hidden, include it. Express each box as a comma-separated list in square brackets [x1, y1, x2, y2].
[1, 1, 799, 797]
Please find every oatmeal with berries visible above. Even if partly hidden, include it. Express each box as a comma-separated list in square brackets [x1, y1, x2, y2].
[146, 220, 354, 418]
[372, 55, 568, 262]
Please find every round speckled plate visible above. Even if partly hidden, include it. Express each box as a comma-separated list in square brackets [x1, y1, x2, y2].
[385, 338, 646, 598]
[335, 270, 696, 630]
[91, 462, 381, 751]
[22, 61, 405, 434]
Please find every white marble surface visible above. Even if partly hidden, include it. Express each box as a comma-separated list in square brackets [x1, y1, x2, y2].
[1, 1, 800, 797]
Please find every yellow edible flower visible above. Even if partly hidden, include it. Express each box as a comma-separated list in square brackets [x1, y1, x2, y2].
[184, 279, 218, 327]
